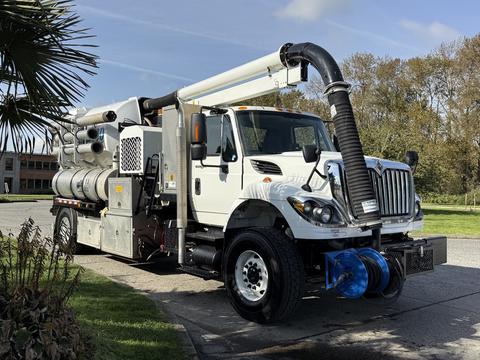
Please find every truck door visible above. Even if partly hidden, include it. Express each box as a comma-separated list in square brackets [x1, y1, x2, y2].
[190, 112, 242, 226]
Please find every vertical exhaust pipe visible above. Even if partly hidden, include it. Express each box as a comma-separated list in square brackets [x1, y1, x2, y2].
[282, 43, 381, 231]
[176, 103, 187, 265]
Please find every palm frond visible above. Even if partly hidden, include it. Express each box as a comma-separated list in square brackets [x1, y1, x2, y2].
[0, 94, 66, 153]
[0, 0, 97, 152]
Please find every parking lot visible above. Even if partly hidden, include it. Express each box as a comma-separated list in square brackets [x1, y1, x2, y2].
[1, 200, 479, 360]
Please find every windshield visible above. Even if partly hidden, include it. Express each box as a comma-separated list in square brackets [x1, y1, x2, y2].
[236, 110, 334, 156]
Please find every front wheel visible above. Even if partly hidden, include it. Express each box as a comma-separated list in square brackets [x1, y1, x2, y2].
[224, 228, 304, 323]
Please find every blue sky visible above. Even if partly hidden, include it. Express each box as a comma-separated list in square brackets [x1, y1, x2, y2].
[76, 0, 478, 108]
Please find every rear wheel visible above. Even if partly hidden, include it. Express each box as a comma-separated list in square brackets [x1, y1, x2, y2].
[54, 207, 82, 254]
[224, 228, 304, 323]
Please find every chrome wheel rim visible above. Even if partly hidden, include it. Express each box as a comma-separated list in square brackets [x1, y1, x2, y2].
[235, 250, 269, 302]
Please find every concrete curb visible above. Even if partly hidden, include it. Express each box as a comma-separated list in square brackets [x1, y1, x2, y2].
[171, 322, 200, 360]
[151, 298, 200, 360]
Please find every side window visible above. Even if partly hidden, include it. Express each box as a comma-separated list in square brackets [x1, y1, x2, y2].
[294, 126, 316, 149]
[222, 116, 237, 162]
[206, 116, 222, 156]
[5, 158, 13, 171]
[242, 127, 266, 154]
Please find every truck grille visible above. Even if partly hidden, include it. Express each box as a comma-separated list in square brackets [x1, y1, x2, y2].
[368, 168, 413, 217]
[337, 165, 413, 218]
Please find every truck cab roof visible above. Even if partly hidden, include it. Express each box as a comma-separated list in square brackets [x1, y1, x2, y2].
[229, 106, 323, 120]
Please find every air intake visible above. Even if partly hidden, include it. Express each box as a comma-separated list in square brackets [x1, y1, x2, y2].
[251, 160, 282, 175]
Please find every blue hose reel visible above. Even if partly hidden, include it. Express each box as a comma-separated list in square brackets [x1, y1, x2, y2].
[325, 248, 390, 299]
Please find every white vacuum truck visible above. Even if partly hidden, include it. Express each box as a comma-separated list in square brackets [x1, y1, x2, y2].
[51, 42, 447, 323]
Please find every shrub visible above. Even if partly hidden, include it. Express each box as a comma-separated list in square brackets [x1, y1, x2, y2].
[0, 219, 85, 359]
[421, 188, 480, 205]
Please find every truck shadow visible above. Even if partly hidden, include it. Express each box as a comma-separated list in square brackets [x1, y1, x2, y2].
[140, 263, 480, 360]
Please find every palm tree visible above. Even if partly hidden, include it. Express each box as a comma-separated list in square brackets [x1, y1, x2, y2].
[0, 0, 97, 153]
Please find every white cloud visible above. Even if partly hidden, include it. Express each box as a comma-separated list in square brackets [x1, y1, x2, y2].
[326, 19, 418, 51]
[77, 5, 265, 50]
[400, 19, 462, 43]
[99, 59, 193, 82]
[275, 0, 351, 21]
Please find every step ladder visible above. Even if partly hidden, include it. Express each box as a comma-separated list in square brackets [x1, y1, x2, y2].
[136, 155, 160, 216]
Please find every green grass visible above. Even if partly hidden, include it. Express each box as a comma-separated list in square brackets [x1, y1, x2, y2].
[70, 270, 184, 360]
[0, 194, 54, 202]
[413, 203, 480, 238]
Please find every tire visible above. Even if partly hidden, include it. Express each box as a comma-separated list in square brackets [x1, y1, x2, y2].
[54, 207, 83, 254]
[224, 227, 304, 323]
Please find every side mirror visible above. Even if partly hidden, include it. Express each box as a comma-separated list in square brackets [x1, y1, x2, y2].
[191, 113, 207, 144]
[302, 144, 320, 163]
[191, 113, 207, 160]
[191, 144, 207, 161]
[405, 150, 419, 172]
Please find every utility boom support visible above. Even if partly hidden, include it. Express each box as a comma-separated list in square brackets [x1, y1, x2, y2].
[191, 65, 305, 107]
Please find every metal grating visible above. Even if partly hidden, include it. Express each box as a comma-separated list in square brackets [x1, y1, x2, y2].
[368, 168, 412, 217]
[120, 137, 142, 172]
[250, 160, 282, 175]
[405, 248, 434, 276]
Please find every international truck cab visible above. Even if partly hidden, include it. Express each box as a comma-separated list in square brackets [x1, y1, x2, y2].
[50, 42, 447, 323]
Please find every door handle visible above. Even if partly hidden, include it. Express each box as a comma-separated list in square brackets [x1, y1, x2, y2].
[195, 178, 201, 195]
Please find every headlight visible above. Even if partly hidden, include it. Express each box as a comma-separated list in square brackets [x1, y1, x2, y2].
[288, 196, 342, 226]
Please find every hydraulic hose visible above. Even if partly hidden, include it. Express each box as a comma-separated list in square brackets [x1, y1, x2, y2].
[143, 91, 177, 112]
[282, 42, 381, 228]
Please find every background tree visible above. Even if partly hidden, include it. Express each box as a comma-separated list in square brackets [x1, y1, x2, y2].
[0, 0, 97, 153]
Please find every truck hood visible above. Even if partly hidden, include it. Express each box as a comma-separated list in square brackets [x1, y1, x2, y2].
[247, 151, 410, 196]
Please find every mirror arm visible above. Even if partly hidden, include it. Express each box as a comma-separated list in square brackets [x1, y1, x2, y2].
[314, 168, 327, 179]
[301, 155, 322, 192]
[411, 163, 417, 175]
[200, 159, 229, 174]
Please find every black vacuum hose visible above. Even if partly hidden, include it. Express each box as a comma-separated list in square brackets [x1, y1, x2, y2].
[283, 42, 381, 228]
[142, 91, 177, 112]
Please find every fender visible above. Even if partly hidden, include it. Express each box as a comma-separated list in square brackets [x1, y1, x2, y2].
[223, 181, 355, 239]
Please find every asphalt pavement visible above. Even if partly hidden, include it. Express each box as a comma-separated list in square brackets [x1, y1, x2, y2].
[1, 200, 479, 360]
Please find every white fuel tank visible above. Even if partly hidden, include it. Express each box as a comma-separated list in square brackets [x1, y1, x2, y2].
[53, 168, 117, 202]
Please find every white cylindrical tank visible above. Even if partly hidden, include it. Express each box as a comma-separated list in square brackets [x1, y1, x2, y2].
[83, 168, 116, 201]
[82, 168, 104, 201]
[95, 168, 117, 201]
[52, 168, 117, 202]
[71, 168, 94, 200]
[52, 169, 82, 199]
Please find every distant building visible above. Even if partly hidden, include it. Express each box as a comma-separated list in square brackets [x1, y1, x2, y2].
[0, 152, 58, 194]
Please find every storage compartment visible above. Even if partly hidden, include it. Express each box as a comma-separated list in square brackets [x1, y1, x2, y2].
[77, 216, 101, 248]
[384, 236, 447, 278]
[108, 177, 142, 216]
[101, 214, 135, 258]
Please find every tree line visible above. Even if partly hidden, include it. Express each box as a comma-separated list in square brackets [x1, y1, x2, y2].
[244, 35, 480, 197]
